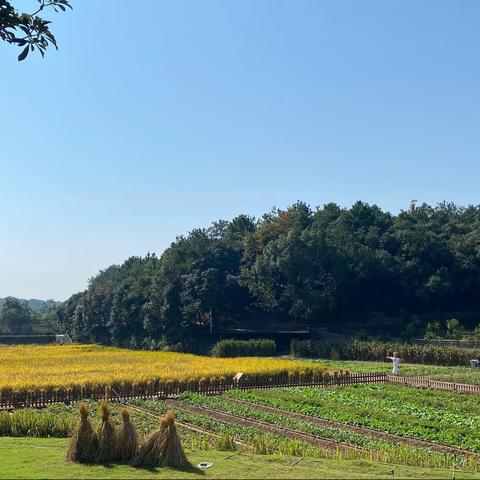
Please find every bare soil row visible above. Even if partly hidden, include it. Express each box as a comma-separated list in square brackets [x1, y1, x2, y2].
[169, 398, 480, 458]
[225, 397, 480, 457]
[167, 399, 362, 454]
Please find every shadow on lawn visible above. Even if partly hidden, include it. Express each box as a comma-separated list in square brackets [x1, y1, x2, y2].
[133, 464, 205, 475]
[92, 463, 205, 475]
[93, 461, 204, 476]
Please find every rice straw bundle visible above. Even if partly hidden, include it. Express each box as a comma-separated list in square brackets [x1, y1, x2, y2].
[95, 401, 116, 463]
[131, 411, 189, 468]
[66, 403, 97, 463]
[117, 408, 139, 462]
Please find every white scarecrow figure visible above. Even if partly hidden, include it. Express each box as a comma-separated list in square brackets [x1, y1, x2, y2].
[386, 351, 400, 375]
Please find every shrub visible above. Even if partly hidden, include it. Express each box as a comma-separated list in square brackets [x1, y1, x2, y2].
[211, 339, 276, 357]
[446, 318, 462, 339]
[424, 321, 441, 340]
[291, 338, 480, 367]
[474, 324, 480, 341]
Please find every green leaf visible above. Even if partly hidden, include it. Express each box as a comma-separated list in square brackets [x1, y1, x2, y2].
[18, 45, 29, 61]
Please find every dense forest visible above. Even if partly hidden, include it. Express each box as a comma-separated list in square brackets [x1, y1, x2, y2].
[53, 201, 480, 350]
[0, 298, 58, 311]
[0, 297, 58, 334]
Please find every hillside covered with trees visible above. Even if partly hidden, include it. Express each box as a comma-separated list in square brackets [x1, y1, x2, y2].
[54, 201, 480, 350]
[0, 298, 58, 311]
[0, 297, 58, 334]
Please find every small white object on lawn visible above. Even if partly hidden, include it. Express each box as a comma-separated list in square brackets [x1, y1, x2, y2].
[197, 462, 213, 469]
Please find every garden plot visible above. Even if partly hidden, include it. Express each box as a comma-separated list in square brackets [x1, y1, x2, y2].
[224, 384, 480, 453]
[3, 393, 480, 473]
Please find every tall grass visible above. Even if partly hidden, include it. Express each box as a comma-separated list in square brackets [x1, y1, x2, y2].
[291, 339, 480, 366]
[0, 408, 75, 437]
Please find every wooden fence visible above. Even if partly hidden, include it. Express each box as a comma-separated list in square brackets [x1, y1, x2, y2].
[387, 375, 480, 394]
[0, 372, 387, 410]
[5, 372, 480, 410]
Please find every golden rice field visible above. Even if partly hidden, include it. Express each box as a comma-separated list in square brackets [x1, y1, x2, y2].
[0, 344, 330, 391]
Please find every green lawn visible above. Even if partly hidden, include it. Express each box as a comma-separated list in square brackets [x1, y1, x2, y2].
[1, 437, 479, 479]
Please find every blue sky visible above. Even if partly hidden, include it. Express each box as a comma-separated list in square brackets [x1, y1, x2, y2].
[1, 0, 479, 300]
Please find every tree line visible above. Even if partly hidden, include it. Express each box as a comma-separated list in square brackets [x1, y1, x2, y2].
[0, 297, 57, 334]
[54, 201, 480, 350]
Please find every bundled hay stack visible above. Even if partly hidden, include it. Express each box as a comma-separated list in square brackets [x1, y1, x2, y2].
[95, 401, 116, 463]
[117, 408, 139, 462]
[66, 403, 97, 463]
[131, 411, 189, 468]
[156, 411, 189, 468]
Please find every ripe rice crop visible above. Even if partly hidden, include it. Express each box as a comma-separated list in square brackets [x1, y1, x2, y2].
[0, 344, 329, 392]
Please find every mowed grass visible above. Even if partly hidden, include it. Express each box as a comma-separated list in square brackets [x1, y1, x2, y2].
[1, 437, 479, 479]
[0, 344, 329, 391]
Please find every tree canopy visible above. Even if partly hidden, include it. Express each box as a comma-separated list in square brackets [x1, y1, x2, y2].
[0, 297, 35, 333]
[54, 201, 480, 349]
[0, 0, 71, 61]
[0, 296, 58, 334]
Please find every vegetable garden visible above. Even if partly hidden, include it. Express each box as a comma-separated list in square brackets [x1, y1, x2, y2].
[4, 344, 480, 476]
[224, 385, 480, 452]
[3, 388, 480, 473]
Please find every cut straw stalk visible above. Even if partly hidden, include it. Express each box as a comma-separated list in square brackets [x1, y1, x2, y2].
[131, 411, 189, 468]
[66, 403, 97, 463]
[96, 401, 116, 463]
[117, 408, 139, 462]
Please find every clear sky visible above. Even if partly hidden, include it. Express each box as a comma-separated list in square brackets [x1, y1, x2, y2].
[1, 0, 479, 300]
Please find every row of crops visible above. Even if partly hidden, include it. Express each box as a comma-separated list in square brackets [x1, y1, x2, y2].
[224, 384, 480, 452]
[0, 400, 218, 452]
[291, 339, 480, 367]
[3, 383, 480, 472]
[124, 398, 480, 471]
[0, 344, 331, 391]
